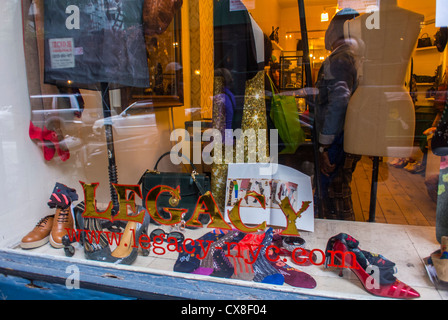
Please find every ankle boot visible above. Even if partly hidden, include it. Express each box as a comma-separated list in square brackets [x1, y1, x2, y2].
[50, 207, 74, 248]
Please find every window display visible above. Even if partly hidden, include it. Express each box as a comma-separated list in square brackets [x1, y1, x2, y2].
[1, 0, 448, 303]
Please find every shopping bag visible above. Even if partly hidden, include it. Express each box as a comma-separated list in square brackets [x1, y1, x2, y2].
[267, 75, 305, 154]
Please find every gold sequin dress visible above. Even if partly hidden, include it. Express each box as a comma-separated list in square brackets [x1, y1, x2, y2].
[211, 70, 269, 212]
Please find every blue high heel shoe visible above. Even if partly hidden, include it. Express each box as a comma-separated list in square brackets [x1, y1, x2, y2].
[63, 202, 150, 265]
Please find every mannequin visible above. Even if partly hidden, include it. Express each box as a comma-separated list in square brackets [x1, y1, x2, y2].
[343, 0, 424, 157]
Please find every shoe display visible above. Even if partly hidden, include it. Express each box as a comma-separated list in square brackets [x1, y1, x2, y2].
[16, 179, 433, 298]
[388, 158, 400, 166]
[391, 158, 409, 168]
[69, 202, 115, 262]
[325, 233, 420, 299]
[50, 207, 74, 248]
[110, 209, 151, 265]
[428, 236, 448, 283]
[20, 215, 55, 249]
[409, 162, 425, 174]
[68, 202, 151, 265]
[47, 183, 78, 209]
[404, 161, 417, 171]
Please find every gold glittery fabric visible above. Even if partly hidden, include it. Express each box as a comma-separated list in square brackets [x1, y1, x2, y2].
[240, 70, 269, 163]
[211, 71, 269, 212]
[212, 76, 226, 138]
[211, 75, 228, 212]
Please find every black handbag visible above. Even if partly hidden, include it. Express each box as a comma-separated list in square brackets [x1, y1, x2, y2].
[414, 75, 436, 83]
[417, 33, 433, 48]
[432, 102, 448, 157]
[138, 152, 211, 226]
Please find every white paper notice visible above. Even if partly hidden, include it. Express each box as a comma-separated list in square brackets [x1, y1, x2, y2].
[224, 163, 315, 232]
[49, 38, 75, 69]
[436, 0, 448, 27]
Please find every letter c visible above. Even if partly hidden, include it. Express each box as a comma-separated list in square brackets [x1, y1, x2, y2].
[183, 238, 195, 254]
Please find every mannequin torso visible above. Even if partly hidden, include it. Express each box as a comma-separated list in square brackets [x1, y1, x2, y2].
[343, 0, 424, 157]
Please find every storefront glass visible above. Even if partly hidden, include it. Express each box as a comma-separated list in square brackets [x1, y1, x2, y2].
[0, 0, 447, 301]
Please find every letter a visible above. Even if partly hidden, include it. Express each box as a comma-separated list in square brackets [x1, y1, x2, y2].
[366, 5, 380, 30]
[66, 5, 80, 30]
[65, 265, 80, 289]
[365, 265, 380, 289]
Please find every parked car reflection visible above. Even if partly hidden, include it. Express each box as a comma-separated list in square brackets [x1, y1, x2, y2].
[92, 100, 157, 139]
[30, 94, 84, 131]
[86, 100, 172, 175]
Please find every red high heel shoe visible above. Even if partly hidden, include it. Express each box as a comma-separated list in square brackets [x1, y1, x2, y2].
[325, 233, 420, 299]
[42, 126, 70, 162]
[29, 121, 55, 161]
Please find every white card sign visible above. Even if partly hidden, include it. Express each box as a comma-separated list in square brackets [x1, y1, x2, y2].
[49, 38, 75, 69]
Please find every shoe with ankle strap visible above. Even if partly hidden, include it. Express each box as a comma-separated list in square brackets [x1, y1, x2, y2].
[325, 233, 420, 299]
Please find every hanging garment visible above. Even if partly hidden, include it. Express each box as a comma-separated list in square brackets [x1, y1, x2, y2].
[213, 0, 261, 130]
[240, 70, 269, 162]
[211, 71, 269, 211]
[43, 0, 149, 89]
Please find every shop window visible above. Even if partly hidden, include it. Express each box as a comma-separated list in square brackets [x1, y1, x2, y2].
[1, 0, 446, 301]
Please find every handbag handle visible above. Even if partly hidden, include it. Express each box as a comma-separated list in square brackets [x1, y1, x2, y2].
[150, 151, 207, 195]
[420, 33, 429, 38]
[154, 151, 198, 173]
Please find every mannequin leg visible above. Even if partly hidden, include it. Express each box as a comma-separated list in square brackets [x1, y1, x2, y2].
[328, 153, 361, 221]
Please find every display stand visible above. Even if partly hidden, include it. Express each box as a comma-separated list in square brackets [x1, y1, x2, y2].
[297, 0, 324, 219]
[100, 83, 120, 219]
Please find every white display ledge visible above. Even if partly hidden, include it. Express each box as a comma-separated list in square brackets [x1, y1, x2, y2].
[0, 219, 445, 300]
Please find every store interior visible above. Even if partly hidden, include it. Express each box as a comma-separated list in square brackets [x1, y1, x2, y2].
[249, 0, 444, 226]
[20, 0, 443, 227]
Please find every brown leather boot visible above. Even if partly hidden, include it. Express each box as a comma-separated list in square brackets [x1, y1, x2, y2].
[50, 207, 74, 248]
[21, 215, 54, 249]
